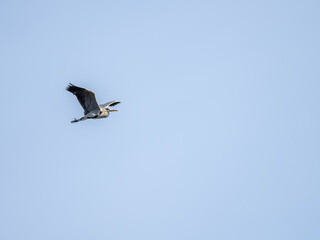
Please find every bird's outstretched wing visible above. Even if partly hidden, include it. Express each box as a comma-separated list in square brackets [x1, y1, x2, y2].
[66, 83, 100, 114]
[99, 100, 121, 108]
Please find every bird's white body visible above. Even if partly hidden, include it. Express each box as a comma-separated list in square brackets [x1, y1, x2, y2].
[97, 108, 110, 118]
[82, 107, 110, 120]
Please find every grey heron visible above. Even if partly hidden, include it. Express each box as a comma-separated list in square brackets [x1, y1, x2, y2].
[66, 83, 120, 123]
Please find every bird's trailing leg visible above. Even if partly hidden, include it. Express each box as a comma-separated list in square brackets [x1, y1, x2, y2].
[71, 116, 87, 123]
[71, 118, 79, 123]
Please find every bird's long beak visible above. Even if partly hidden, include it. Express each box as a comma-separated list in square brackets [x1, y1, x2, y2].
[109, 109, 118, 112]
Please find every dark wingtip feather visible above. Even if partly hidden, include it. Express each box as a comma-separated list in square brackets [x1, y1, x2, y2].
[66, 83, 73, 92]
[66, 83, 83, 94]
[109, 101, 121, 106]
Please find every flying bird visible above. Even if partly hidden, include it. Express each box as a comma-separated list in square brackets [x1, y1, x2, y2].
[66, 83, 120, 123]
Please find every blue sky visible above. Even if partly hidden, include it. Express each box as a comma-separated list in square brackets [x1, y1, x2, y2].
[0, 0, 319, 239]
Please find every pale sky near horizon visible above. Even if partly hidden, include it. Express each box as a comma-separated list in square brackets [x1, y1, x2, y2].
[1, 0, 320, 239]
